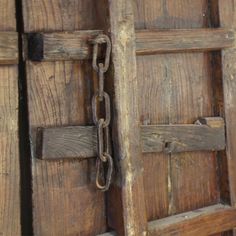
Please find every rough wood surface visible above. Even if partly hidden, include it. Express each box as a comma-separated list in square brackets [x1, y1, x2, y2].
[23, 1, 108, 235]
[142, 117, 225, 153]
[25, 30, 102, 61]
[38, 117, 225, 160]
[0, 32, 18, 64]
[148, 204, 236, 236]
[0, 0, 20, 235]
[136, 28, 234, 55]
[134, 0, 220, 222]
[108, 1, 147, 235]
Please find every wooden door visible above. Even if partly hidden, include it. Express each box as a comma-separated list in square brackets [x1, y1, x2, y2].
[19, 0, 236, 235]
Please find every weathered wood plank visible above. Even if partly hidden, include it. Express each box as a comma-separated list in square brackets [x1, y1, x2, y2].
[24, 28, 235, 62]
[25, 30, 102, 61]
[108, 1, 148, 235]
[0, 32, 18, 64]
[38, 117, 225, 160]
[148, 204, 236, 236]
[219, 1, 236, 235]
[0, 0, 20, 235]
[136, 28, 234, 55]
[23, 0, 108, 235]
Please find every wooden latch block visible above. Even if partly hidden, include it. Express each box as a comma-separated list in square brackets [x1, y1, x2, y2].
[36, 117, 225, 160]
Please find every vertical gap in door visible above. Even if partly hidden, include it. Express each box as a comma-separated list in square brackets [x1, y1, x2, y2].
[15, 0, 33, 235]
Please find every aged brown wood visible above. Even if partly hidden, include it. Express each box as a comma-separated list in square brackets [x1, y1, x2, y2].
[38, 117, 225, 160]
[142, 117, 225, 153]
[24, 30, 102, 61]
[136, 28, 234, 55]
[0, 0, 20, 235]
[135, 0, 220, 222]
[108, 0, 148, 235]
[24, 28, 234, 62]
[219, 1, 236, 235]
[148, 204, 236, 236]
[0, 32, 18, 64]
[23, 1, 108, 235]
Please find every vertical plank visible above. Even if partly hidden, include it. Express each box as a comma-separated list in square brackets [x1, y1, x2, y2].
[134, 0, 219, 222]
[219, 1, 236, 235]
[0, 0, 20, 235]
[22, 1, 107, 235]
[108, 1, 148, 235]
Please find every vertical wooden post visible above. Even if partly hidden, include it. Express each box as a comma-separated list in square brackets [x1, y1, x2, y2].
[219, 0, 236, 234]
[108, 1, 148, 235]
[0, 0, 20, 235]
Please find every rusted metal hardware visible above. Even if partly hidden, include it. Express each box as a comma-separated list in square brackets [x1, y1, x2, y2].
[91, 34, 113, 191]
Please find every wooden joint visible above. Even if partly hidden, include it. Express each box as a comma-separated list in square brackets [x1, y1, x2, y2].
[36, 117, 225, 160]
[0, 32, 18, 64]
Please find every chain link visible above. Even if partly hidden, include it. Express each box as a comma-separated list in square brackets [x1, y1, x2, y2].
[91, 34, 113, 191]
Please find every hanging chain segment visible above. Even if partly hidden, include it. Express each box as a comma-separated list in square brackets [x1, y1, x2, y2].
[91, 34, 113, 191]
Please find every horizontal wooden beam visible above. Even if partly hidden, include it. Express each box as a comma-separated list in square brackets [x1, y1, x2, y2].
[25, 28, 234, 61]
[24, 30, 102, 61]
[37, 117, 225, 160]
[136, 28, 234, 55]
[148, 204, 236, 236]
[0, 32, 18, 64]
[97, 232, 116, 236]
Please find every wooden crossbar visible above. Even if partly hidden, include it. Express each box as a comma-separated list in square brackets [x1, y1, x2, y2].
[36, 117, 225, 160]
[0, 32, 18, 64]
[24, 28, 234, 61]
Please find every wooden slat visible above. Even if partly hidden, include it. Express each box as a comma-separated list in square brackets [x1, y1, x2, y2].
[142, 117, 225, 153]
[136, 28, 234, 55]
[148, 204, 236, 236]
[25, 30, 102, 61]
[0, 32, 18, 64]
[37, 117, 225, 160]
[108, 0, 148, 235]
[0, 1, 20, 235]
[25, 28, 234, 62]
[219, 1, 236, 235]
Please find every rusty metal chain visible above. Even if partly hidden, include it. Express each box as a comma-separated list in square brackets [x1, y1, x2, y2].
[91, 34, 113, 191]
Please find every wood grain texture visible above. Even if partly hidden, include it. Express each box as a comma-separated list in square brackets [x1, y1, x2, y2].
[25, 30, 102, 61]
[148, 204, 236, 236]
[134, 0, 220, 222]
[0, 0, 20, 235]
[23, 1, 108, 235]
[108, 0, 147, 235]
[38, 117, 225, 160]
[136, 28, 234, 55]
[0, 32, 18, 64]
[219, 1, 236, 235]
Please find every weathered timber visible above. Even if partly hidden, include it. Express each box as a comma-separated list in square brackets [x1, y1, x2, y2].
[136, 28, 234, 55]
[142, 117, 225, 153]
[37, 117, 225, 160]
[219, 1, 236, 235]
[23, 0, 107, 235]
[0, 0, 20, 235]
[108, 0, 148, 235]
[25, 30, 102, 61]
[0, 32, 18, 64]
[97, 232, 116, 236]
[148, 204, 236, 236]
[24, 28, 235, 62]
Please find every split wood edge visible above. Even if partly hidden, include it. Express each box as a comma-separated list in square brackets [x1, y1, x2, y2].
[36, 117, 225, 160]
[23, 28, 234, 61]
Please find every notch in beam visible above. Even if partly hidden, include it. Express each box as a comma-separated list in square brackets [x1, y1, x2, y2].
[36, 117, 225, 160]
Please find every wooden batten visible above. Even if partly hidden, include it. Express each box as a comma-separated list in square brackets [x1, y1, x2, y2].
[24, 28, 235, 62]
[148, 204, 236, 236]
[37, 117, 225, 160]
[0, 32, 18, 64]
